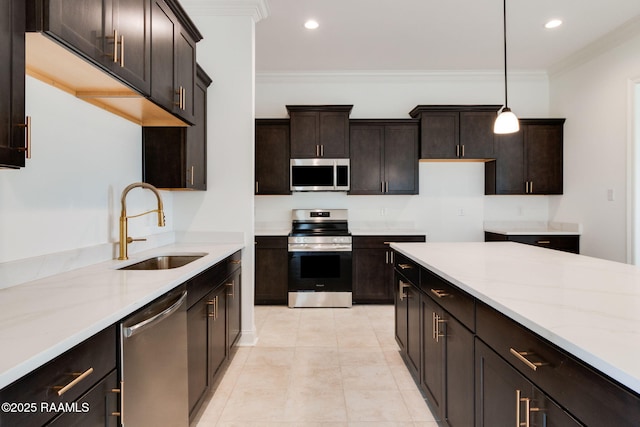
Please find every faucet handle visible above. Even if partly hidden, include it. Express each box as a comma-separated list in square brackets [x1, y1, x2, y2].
[126, 237, 147, 244]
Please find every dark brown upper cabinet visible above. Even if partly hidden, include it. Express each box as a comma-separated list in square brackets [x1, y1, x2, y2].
[26, 0, 200, 127]
[255, 119, 291, 195]
[350, 120, 419, 195]
[485, 118, 565, 195]
[1, 0, 27, 168]
[143, 65, 212, 190]
[28, 0, 151, 95]
[150, 0, 200, 124]
[409, 105, 501, 160]
[287, 105, 352, 158]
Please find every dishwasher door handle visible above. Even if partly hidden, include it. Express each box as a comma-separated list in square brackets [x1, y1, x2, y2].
[123, 291, 187, 338]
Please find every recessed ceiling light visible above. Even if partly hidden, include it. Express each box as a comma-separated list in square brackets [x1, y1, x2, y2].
[304, 19, 319, 30]
[545, 19, 563, 29]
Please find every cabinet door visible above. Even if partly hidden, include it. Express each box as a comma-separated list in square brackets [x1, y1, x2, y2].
[184, 70, 208, 189]
[476, 339, 531, 427]
[350, 125, 384, 194]
[444, 312, 474, 427]
[187, 296, 209, 417]
[290, 111, 319, 158]
[406, 284, 421, 377]
[476, 339, 581, 427]
[384, 125, 419, 194]
[45, 0, 109, 62]
[226, 269, 241, 348]
[255, 120, 290, 195]
[111, 0, 151, 94]
[175, 26, 196, 123]
[459, 111, 495, 159]
[353, 248, 390, 302]
[421, 296, 444, 419]
[0, 0, 26, 168]
[209, 286, 227, 378]
[487, 130, 525, 194]
[319, 111, 349, 157]
[419, 111, 459, 159]
[394, 271, 409, 351]
[150, 0, 176, 112]
[526, 123, 563, 194]
[254, 237, 288, 304]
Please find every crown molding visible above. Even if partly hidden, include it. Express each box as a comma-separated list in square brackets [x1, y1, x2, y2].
[256, 70, 548, 85]
[549, 15, 640, 77]
[180, 0, 270, 22]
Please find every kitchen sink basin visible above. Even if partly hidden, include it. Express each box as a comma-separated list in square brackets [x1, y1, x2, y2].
[118, 254, 207, 270]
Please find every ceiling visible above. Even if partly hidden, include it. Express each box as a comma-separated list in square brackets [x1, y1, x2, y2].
[255, 0, 640, 73]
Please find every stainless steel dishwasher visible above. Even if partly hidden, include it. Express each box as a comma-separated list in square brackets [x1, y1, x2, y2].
[119, 286, 188, 427]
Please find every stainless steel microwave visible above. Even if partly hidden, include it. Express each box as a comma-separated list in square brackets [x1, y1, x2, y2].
[290, 158, 350, 192]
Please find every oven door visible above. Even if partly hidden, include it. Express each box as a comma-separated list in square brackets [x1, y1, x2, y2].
[288, 251, 352, 292]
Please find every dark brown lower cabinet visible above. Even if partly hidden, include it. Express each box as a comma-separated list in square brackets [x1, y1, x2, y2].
[394, 269, 421, 378]
[476, 339, 581, 427]
[353, 235, 425, 303]
[0, 326, 118, 427]
[186, 252, 241, 422]
[421, 284, 474, 426]
[254, 236, 288, 305]
[396, 258, 640, 427]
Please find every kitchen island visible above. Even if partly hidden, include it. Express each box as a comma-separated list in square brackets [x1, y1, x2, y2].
[391, 241, 640, 426]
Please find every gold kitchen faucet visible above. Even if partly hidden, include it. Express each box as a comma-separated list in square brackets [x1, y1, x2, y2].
[118, 182, 165, 260]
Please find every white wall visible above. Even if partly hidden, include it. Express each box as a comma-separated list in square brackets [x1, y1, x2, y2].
[255, 71, 553, 240]
[174, 5, 261, 345]
[0, 77, 173, 264]
[549, 30, 640, 262]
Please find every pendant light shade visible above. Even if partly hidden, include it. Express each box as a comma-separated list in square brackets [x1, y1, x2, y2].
[494, 107, 519, 134]
[494, 0, 519, 134]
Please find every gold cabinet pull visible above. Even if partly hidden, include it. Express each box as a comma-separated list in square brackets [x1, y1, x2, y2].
[430, 289, 449, 299]
[231, 259, 241, 265]
[54, 367, 94, 396]
[120, 34, 125, 67]
[227, 280, 235, 298]
[16, 116, 32, 159]
[110, 384, 122, 418]
[509, 348, 547, 371]
[113, 29, 119, 63]
[399, 281, 410, 301]
[536, 240, 551, 245]
[190, 166, 195, 186]
[515, 389, 521, 427]
[398, 263, 413, 270]
[206, 298, 215, 318]
[461, 144, 465, 157]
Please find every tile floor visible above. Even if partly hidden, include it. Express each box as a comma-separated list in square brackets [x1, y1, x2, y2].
[194, 304, 439, 426]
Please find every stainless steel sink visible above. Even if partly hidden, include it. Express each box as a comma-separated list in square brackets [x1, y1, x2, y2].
[118, 254, 206, 270]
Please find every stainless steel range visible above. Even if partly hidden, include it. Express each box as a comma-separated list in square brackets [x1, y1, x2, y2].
[288, 209, 352, 308]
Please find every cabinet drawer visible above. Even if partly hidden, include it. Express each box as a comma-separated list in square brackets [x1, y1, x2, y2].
[255, 236, 288, 249]
[485, 232, 580, 254]
[353, 235, 425, 249]
[0, 325, 117, 427]
[394, 252, 420, 285]
[46, 370, 119, 427]
[476, 302, 640, 427]
[186, 251, 242, 308]
[420, 268, 475, 332]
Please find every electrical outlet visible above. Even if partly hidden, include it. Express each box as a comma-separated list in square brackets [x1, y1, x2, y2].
[607, 189, 615, 202]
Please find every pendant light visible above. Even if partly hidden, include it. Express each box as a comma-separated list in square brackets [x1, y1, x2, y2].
[494, 0, 519, 134]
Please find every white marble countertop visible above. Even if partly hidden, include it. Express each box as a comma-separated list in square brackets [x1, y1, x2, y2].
[0, 242, 243, 389]
[484, 221, 582, 235]
[390, 241, 640, 394]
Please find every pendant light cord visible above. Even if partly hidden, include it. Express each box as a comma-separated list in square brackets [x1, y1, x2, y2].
[503, 0, 509, 109]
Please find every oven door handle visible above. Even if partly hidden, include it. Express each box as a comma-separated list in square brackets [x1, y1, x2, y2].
[288, 245, 352, 252]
